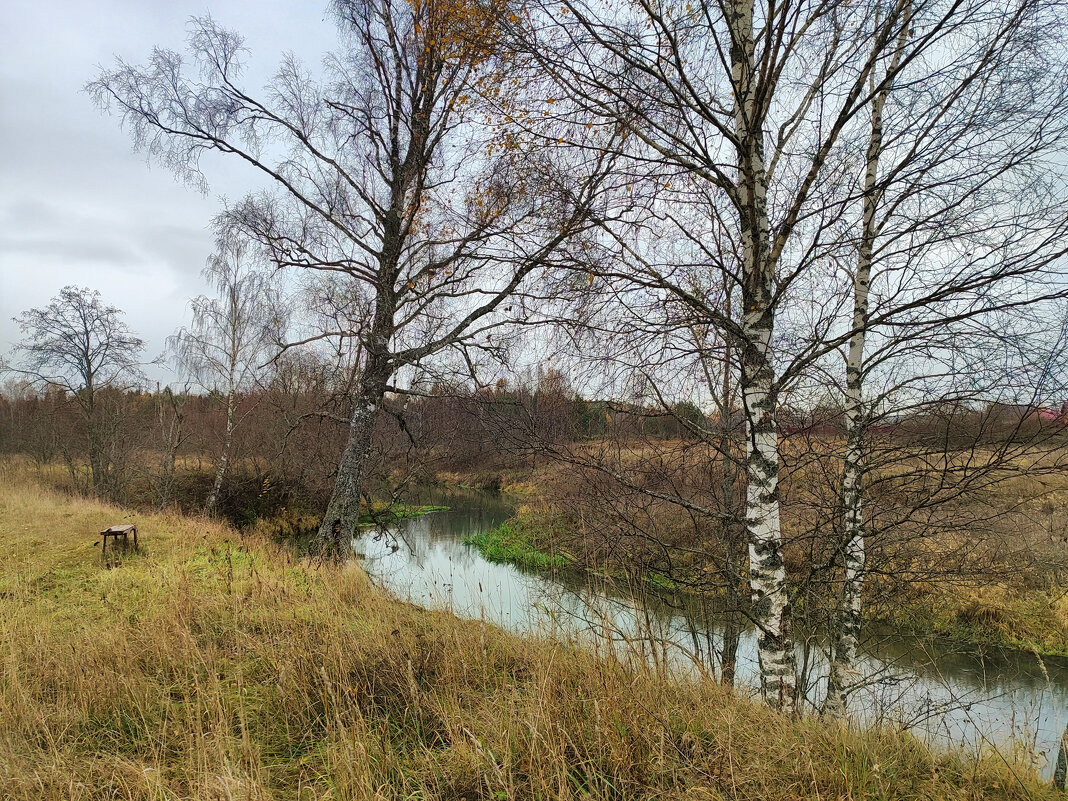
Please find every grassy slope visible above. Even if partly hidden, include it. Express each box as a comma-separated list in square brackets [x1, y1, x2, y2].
[0, 465, 1056, 800]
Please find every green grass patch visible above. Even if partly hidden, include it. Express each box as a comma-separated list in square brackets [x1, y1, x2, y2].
[464, 520, 571, 570]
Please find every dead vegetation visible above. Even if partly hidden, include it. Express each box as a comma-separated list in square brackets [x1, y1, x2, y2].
[0, 461, 1059, 800]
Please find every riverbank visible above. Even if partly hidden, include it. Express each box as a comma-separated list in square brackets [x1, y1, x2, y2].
[256, 501, 451, 543]
[0, 464, 1057, 800]
[880, 584, 1068, 657]
[460, 499, 1068, 659]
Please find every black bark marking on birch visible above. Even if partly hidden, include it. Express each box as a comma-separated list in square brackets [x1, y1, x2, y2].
[1056, 721, 1068, 790]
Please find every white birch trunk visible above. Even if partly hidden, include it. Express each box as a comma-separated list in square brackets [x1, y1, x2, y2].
[206, 276, 246, 516]
[825, 9, 909, 716]
[1055, 721, 1068, 790]
[728, 0, 796, 712]
[205, 386, 236, 514]
[825, 334, 866, 715]
[742, 312, 796, 710]
[824, 161, 873, 713]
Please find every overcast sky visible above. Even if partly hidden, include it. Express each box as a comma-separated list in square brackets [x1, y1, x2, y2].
[0, 1, 336, 382]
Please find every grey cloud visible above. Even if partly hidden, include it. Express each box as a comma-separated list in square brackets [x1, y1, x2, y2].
[0, 236, 141, 266]
[1, 0, 335, 379]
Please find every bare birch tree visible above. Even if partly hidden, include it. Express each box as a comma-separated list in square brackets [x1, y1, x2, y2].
[169, 230, 283, 514]
[89, 0, 611, 555]
[153, 384, 188, 508]
[821, 0, 1068, 714]
[825, 0, 915, 718]
[503, 0, 916, 711]
[502, 0, 1068, 711]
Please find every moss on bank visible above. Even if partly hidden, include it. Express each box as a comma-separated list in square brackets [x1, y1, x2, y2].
[0, 461, 1058, 800]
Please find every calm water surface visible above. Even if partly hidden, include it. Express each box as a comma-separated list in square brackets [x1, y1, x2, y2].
[354, 489, 1068, 779]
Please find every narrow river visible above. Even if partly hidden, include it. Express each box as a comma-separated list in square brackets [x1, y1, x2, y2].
[354, 489, 1068, 780]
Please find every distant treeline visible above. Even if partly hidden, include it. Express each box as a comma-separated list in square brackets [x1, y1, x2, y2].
[2, 357, 1064, 525]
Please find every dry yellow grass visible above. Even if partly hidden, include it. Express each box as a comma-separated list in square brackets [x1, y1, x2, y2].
[0, 462, 1058, 800]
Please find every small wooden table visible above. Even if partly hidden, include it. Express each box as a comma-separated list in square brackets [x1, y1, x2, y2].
[100, 524, 138, 556]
